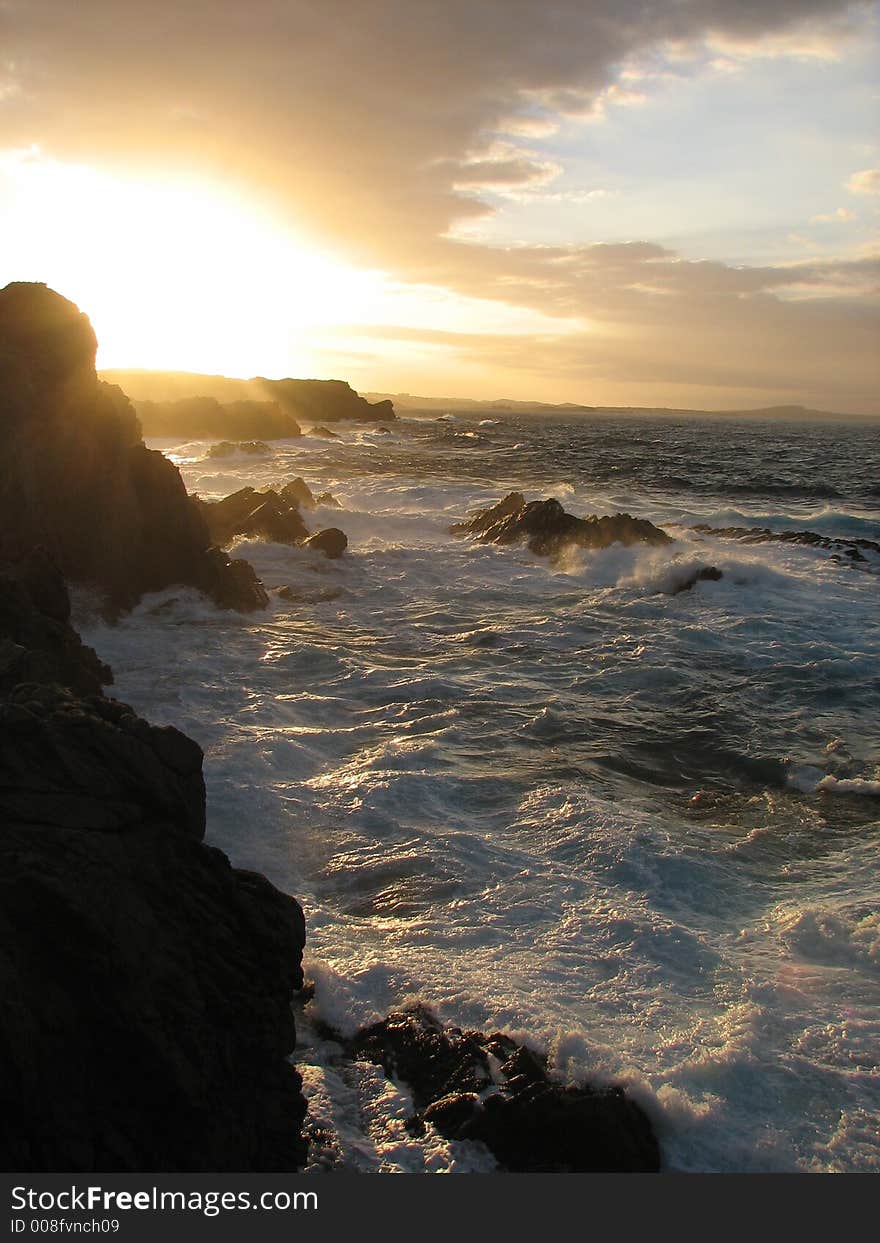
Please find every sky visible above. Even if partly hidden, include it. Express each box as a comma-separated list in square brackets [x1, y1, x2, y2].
[1, 0, 878, 412]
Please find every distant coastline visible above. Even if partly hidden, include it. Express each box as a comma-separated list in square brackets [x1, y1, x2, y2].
[364, 392, 877, 423]
[98, 371, 874, 423]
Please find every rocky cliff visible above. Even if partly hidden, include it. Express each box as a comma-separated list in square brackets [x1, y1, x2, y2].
[0, 282, 266, 614]
[0, 553, 308, 1171]
[103, 368, 396, 430]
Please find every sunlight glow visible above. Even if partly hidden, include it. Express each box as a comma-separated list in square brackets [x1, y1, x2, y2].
[1, 148, 585, 385]
[0, 148, 388, 376]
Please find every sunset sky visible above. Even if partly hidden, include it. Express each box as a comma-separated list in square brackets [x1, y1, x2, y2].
[1, 0, 878, 412]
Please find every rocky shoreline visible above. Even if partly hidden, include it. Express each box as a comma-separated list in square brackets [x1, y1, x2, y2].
[1, 282, 661, 1173]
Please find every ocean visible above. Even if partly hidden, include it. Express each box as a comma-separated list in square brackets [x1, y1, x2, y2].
[80, 411, 880, 1173]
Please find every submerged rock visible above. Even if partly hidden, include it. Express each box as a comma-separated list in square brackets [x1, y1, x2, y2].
[206, 439, 271, 458]
[691, 523, 880, 564]
[669, 564, 723, 594]
[452, 493, 672, 560]
[0, 560, 307, 1171]
[345, 1006, 659, 1172]
[309, 424, 339, 439]
[0, 282, 267, 613]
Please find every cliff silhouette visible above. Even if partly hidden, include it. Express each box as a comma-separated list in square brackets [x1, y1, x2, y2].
[0, 282, 266, 613]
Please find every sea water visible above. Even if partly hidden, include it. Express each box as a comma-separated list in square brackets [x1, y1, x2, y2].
[80, 412, 880, 1172]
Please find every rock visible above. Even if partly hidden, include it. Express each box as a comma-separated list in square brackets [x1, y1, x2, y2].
[238, 499, 308, 545]
[375, 426, 392, 435]
[206, 440, 271, 458]
[309, 425, 339, 439]
[276, 586, 343, 604]
[452, 493, 672, 560]
[257, 378, 395, 424]
[197, 487, 309, 547]
[691, 524, 880, 564]
[669, 565, 723, 594]
[346, 1006, 659, 1172]
[302, 528, 348, 559]
[277, 477, 316, 508]
[0, 563, 307, 1171]
[137, 397, 302, 439]
[0, 283, 267, 614]
[0, 683, 206, 836]
[277, 480, 341, 510]
[198, 547, 269, 612]
[0, 554, 111, 696]
[199, 485, 347, 554]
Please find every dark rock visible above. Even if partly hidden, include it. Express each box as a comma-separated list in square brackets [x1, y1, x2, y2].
[452, 493, 672, 560]
[239, 499, 307, 544]
[0, 283, 267, 614]
[197, 487, 309, 547]
[206, 440, 271, 458]
[669, 565, 723, 594]
[302, 528, 348, 559]
[309, 425, 339, 439]
[0, 555, 111, 696]
[315, 491, 341, 508]
[0, 683, 206, 836]
[691, 524, 880, 564]
[278, 477, 316, 508]
[197, 547, 269, 611]
[199, 484, 347, 554]
[0, 567, 306, 1171]
[346, 1006, 659, 1172]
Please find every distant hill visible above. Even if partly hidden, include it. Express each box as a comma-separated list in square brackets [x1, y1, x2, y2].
[365, 393, 872, 422]
[101, 369, 395, 431]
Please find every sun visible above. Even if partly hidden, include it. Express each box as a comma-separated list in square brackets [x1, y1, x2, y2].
[0, 148, 385, 378]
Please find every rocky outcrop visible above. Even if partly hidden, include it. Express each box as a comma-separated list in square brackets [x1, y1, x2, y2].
[452, 493, 672, 560]
[691, 524, 880, 565]
[260, 378, 395, 425]
[0, 282, 267, 614]
[0, 555, 307, 1171]
[137, 397, 302, 439]
[309, 424, 339, 439]
[123, 375, 395, 429]
[196, 483, 348, 558]
[195, 487, 310, 546]
[345, 1007, 659, 1172]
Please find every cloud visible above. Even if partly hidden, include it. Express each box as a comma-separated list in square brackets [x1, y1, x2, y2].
[0, 0, 875, 409]
[322, 245, 880, 411]
[847, 168, 880, 195]
[451, 144, 563, 193]
[810, 206, 857, 222]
